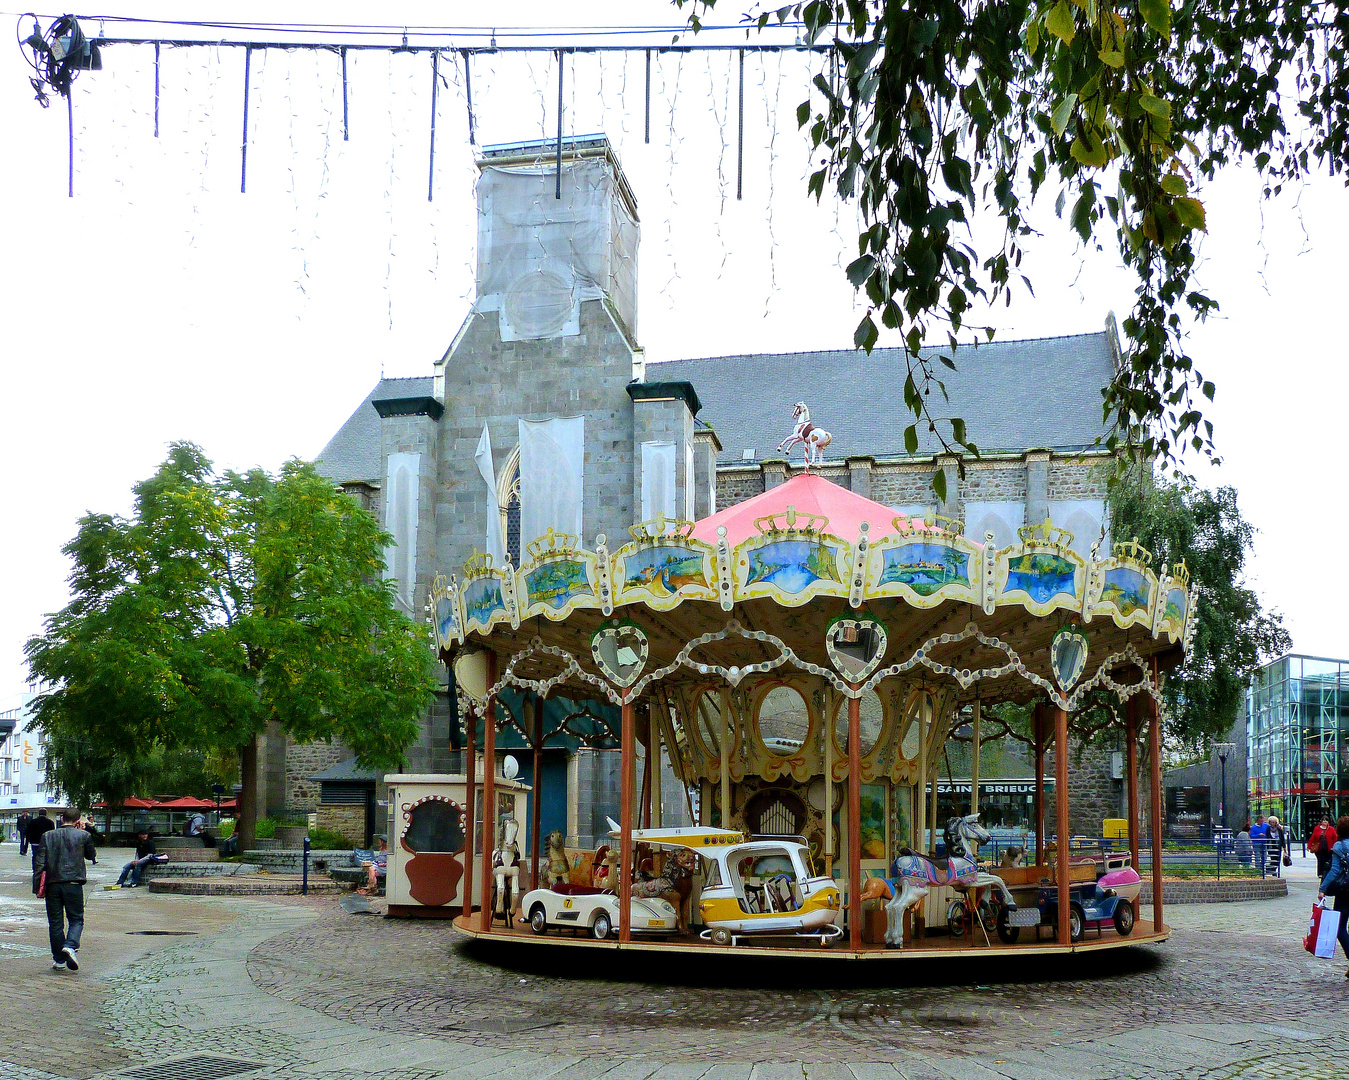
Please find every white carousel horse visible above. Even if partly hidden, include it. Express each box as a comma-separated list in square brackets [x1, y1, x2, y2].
[775, 402, 833, 468]
[491, 816, 522, 922]
[859, 814, 1017, 948]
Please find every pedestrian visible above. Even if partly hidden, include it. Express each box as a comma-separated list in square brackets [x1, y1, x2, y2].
[16, 811, 31, 854]
[26, 809, 55, 888]
[1235, 824, 1253, 867]
[1312, 816, 1339, 880]
[1267, 815, 1288, 874]
[1318, 814, 1349, 977]
[115, 830, 159, 888]
[187, 812, 205, 838]
[35, 808, 97, 971]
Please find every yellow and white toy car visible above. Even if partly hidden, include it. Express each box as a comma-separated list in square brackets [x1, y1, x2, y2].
[621, 825, 842, 947]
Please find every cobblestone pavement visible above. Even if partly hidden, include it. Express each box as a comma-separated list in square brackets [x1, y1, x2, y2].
[2, 843, 1346, 1080]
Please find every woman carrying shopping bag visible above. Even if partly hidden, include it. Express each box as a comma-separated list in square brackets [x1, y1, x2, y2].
[1317, 815, 1349, 976]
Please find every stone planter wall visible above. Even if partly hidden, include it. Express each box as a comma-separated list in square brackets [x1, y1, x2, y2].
[275, 825, 310, 848]
[240, 849, 356, 873]
[1140, 877, 1288, 905]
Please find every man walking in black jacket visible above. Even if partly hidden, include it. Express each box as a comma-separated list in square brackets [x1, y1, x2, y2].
[36, 808, 97, 971]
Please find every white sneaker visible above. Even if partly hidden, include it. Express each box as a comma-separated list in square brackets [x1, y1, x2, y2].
[61, 947, 79, 971]
[51, 960, 66, 970]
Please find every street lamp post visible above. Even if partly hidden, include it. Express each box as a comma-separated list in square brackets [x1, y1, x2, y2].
[1213, 742, 1235, 830]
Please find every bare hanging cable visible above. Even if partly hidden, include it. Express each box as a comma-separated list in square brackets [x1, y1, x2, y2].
[736, 47, 744, 200]
[461, 49, 475, 144]
[428, 49, 439, 202]
[240, 43, 251, 192]
[153, 41, 160, 136]
[66, 89, 73, 196]
[340, 45, 349, 139]
[644, 48, 651, 143]
[555, 49, 564, 199]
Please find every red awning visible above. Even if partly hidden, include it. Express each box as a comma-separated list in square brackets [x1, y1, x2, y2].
[155, 796, 217, 809]
[92, 796, 159, 809]
[691, 472, 933, 548]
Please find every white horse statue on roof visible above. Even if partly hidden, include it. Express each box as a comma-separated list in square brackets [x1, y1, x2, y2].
[776, 401, 833, 469]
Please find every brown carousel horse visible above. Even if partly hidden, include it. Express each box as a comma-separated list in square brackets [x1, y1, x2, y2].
[631, 847, 698, 933]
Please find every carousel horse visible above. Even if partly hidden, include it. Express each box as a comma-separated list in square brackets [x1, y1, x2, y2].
[775, 401, 833, 468]
[630, 847, 698, 933]
[491, 816, 522, 923]
[542, 829, 569, 889]
[859, 814, 1017, 947]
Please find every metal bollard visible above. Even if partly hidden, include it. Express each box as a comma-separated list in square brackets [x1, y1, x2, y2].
[302, 834, 310, 895]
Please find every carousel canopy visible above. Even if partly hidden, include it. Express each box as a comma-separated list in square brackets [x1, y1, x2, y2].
[690, 473, 928, 547]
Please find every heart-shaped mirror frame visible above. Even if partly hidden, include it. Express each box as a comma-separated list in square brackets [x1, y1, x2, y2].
[824, 615, 889, 683]
[1051, 625, 1089, 691]
[590, 620, 649, 689]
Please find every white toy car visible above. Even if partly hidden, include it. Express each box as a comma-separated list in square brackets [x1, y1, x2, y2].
[520, 883, 678, 940]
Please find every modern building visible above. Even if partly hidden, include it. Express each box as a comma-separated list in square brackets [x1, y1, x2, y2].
[1247, 653, 1348, 841]
[289, 134, 1131, 845]
[0, 694, 68, 838]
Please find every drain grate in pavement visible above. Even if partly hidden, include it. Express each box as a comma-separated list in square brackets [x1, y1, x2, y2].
[126, 930, 199, 936]
[444, 1017, 559, 1035]
[119, 1054, 266, 1080]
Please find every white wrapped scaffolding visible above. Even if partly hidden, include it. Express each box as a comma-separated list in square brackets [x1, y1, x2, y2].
[474, 150, 639, 342]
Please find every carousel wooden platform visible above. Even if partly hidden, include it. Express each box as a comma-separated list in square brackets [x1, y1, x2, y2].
[450, 913, 1170, 960]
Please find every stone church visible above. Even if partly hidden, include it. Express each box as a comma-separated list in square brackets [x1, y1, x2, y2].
[273, 135, 1127, 845]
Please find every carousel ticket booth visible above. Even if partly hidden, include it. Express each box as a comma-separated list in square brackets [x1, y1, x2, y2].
[385, 772, 531, 919]
[433, 469, 1193, 959]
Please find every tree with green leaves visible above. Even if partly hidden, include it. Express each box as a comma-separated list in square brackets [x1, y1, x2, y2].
[1110, 470, 1289, 754]
[681, 0, 1343, 493]
[25, 444, 437, 850]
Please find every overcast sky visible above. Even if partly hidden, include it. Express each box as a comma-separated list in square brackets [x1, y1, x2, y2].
[1, 2, 1344, 709]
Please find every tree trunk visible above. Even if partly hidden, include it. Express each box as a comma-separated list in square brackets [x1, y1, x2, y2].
[239, 734, 260, 853]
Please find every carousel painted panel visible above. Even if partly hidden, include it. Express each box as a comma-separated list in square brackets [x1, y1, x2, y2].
[1156, 582, 1190, 642]
[460, 559, 513, 637]
[735, 533, 852, 607]
[611, 521, 718, 611]
[430, 573, 461, 649]
[1087, 563, 1157, 631]
[865, 525, 982, 609]
[993, 521, 1087, 617]
[517, 531, 602, 622]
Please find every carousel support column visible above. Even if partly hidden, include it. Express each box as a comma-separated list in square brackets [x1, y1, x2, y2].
[462, 700, 476, 921]
[619, 698, 636, 943]
[916, 692, 928, 854]
[970, 699, 981, 817]
[640, 706, 654, 830]
[823, 695, 834, 877]
[1034, 704, 1046, 866]
[847, 691, 863, 951]
[478, 654, 498, 933]
[1055, 703, 1070, 947]
[1126, 695, 1140, 874]
[719, 688, 732, 830]
[650, 706, 663, 829]
[531, 693, 543, 892]
[1147, 661, 1164, 934]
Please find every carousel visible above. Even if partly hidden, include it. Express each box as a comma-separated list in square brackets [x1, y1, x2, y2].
[433, 418, 1193, 960]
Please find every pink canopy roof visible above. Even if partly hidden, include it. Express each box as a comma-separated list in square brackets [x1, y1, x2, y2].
[690, 472, 930, 548]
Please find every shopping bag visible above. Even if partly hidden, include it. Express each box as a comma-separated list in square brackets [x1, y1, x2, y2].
[1306, 900, 1340, 959]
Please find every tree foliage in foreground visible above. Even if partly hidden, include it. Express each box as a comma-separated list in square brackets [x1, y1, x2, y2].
[25, 444, 436, 846]
[681, 0, 1345, 491]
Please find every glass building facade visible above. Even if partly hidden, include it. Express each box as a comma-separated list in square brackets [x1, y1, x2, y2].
[1247, 654, 1349, 839]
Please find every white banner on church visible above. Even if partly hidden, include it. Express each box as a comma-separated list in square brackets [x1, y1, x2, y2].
[641, 441, 677, 522]
[474, 424, 506, 565]
[519, 416, 584, 548]
[384, 452, 421, 613]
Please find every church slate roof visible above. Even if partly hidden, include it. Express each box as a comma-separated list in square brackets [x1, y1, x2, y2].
[315, 376, 434, 483]
[314, 331, 1118, 484]
[649, 330, 1118, 464]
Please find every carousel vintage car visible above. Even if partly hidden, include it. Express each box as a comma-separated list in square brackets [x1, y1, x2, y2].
[619, 825, 842, 946]
[519, 882, 679, 940]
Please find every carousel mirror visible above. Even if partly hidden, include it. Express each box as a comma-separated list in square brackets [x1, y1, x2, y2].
[1051, 625, 1089, 691]
[452, 649, 490, 704]
[834, 688, 885, 756]
[758, 685, 810, 758]
[825, 617, 888, 682]
[590, 621, 648, 688]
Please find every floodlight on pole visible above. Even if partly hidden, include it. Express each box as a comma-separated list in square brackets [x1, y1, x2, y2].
[1213, 742, 1235, 829]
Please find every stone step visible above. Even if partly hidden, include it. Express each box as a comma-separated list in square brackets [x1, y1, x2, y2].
[241, 849, 357, 873]
[141, 862, 261, 878]
[163, 847, 220, 863]
[148, 874, 350, 896]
